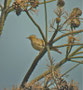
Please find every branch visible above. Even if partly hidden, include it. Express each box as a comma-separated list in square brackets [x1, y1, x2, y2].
[0, 3, 3, 10]
[49, 28, 59, 45]
[25, 46, 83, 87]
[70, 46, 83, 56]
[20, 48, 47, 88]
[25, 58, 67, 88]
[52, 43, 83, 48]
[24, 9, 46, 43]
[49, 17, 71, 44]
[39, 0, 56, 5]
[4, 0, 12, 9]
[69, 60, 83, 64]
[47, 46, 53, 65]
[44, 0, 48, 42]
[74, 51, 83, 55]
[0, 12, 6, 35]
[0, 0, 56, 36]
[69, 56, 83, 59]
[52, 30, 83, 43]
[6, 6, 14, 14]
[0, 5, 14, 36]
[60, 63, 80, 77]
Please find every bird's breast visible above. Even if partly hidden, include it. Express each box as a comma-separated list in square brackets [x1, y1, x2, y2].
[31, 39, 45, 51]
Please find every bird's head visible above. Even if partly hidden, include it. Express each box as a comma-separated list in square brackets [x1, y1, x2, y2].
[26, 35, 36, 40]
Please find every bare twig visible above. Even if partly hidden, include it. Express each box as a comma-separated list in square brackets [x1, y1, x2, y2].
[0, 12, 6, 35]
[70, 46, 83, 56]
[69, 60, 83, 64]
[49, 25, 59, 45]
[0, 5, 14, 36]
[44, 0, 48, 42]
[0, 3, 3, 10]
[69, 56, 83, 59]
[46, 46, 57, 87]
[24, 9, 46, 43]
[52, 30, 83, 43]
[61, 63, 80, 77]
[52, 43, 83, 48]
[49, 17, 72, 45]
[25, 46, 83, 87]
[39, 0, 56, 5]
[47, 45, 53, 65]
[74, 51, 83, 55]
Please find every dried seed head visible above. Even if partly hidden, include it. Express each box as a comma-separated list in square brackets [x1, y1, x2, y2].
[13, 1, 23, 16]
[71, 8, 82, 17]
[16, 7, 22, 16]
[57, 0, 65, 7]
[15, 0, 21, 4]
[30, 0, 39, 8]
[71, 18, 80, 28]
[56, 17, 61, 24]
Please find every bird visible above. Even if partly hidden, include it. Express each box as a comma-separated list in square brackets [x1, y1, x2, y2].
[27, 35, 62, 54]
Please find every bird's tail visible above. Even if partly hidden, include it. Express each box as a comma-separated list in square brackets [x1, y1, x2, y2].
[51, 47, 62, 54]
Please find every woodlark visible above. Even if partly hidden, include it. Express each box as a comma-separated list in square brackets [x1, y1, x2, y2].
[27, 35, 62, 54]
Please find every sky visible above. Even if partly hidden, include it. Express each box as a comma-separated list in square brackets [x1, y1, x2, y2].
[0, 0, 83, 89]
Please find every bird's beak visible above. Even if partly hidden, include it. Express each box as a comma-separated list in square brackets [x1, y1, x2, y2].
[26, 36, 30, 39]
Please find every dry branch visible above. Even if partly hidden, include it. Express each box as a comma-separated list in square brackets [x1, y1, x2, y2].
[52, 30, 83, 44]
[20, 48, 47, 88]
[25, 46, 83, 87]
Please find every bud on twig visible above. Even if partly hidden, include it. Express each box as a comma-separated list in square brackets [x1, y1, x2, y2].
[56, 17, 61, 24]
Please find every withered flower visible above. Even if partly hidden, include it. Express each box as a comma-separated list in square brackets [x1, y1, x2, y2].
[29, 0, 39, 8]
[13, 1, 22, 16]
[70, 8, 82, 17]
[56, 17, 61, 24]
[57, 0, 65, 8]
[71, 18, 80, 29]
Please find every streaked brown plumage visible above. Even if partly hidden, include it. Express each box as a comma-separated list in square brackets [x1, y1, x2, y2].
[27, 35, 45, 51]
[27, 35, 62, 54]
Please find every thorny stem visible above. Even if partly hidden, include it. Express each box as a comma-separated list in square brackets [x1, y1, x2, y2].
[44, 0, 48, 42]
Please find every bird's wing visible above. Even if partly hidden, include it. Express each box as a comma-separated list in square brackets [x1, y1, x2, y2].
[31, 38, 45, 51]
[36, 38, 45, 48]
